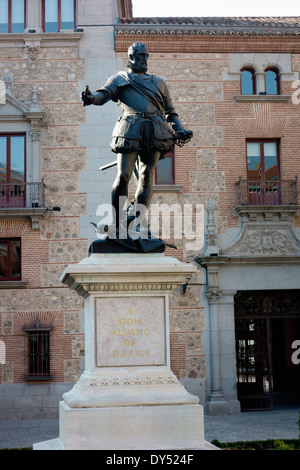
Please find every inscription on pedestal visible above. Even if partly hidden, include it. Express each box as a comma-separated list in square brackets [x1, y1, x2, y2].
[95, 296, 166, 367]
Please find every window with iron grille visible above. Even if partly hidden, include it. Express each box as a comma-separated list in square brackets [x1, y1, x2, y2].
[155, 149, 175, 185]
[0, 0, 26, 33]
[42, 0, 76, 32]
[0, 238, 21, 281]
[24, 318, 52, 380]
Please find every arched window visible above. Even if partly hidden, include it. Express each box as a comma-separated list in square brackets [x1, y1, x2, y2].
[265, 67, 280, 95]
[241, 68, 256, 95]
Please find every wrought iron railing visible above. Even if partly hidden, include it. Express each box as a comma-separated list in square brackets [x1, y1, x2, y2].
[0, 181, 45, 209]
[236, 177, 298, 206]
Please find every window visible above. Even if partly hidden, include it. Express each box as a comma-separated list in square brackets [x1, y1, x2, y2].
[0, 238, 21, 281]
[0, 0, 26, 33]
[0, 134, 26, 208]
[155, 149, 175, 185]
[265, 67, 280, 95]
[24, 318, 52, 380]
[246, 140, 280, 204]
[42, 0, 76, 32]
[241, 68, 256, 95]
[0, 89, 47, 226]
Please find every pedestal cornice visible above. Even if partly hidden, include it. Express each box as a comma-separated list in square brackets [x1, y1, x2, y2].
[60, 253, 197, 298]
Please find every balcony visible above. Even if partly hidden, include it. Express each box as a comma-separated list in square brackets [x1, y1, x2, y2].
[0, 181, 47, 229]
[0, 182, 45, 208]
[236, 177, 298, 206]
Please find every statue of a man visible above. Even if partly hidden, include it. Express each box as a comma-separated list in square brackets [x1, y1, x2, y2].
[82, 42, 192, 250]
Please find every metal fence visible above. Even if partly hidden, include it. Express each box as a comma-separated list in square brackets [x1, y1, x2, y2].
[0, 181, 45, 209]
[236, 177, 298, 206]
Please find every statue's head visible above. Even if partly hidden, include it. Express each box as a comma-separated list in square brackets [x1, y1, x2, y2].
[127, 43, 149, 73]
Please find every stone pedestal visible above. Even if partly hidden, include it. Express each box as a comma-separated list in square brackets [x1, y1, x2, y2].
[34, 253, 216, 450]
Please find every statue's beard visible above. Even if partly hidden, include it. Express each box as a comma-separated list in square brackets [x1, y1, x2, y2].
[127, 61, 148, 73]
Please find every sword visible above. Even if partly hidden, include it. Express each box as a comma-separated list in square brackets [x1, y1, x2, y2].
[99, 161, 117, 171]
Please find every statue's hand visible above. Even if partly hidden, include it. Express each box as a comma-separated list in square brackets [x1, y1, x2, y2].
[81, 85, 94, 106]
[174, 128, 193, 146]
[176, 129, 193, 141]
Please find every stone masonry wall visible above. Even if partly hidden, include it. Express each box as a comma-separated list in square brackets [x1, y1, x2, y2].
[2, 22, 300, 418]
[115, 43, 300, 396]
[0, 38, 86, 398]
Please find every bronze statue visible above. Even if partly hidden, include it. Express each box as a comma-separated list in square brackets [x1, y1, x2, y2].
[82, 42, 192, 252]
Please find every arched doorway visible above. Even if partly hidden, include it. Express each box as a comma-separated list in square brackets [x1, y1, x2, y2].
[235, 290, 300, 411]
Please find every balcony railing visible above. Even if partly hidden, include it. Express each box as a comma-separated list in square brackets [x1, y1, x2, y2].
[0, 182, 45, 209]
[236, 177, 298, 206]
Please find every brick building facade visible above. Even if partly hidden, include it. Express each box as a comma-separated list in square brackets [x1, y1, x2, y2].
[1, 1, 300, 418]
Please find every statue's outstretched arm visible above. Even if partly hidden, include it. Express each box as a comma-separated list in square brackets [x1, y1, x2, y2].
[81, 85, 109, 106]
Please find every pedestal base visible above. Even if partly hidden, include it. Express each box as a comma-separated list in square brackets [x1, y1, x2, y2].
[33, 401, 217, 450]
[33, 253, 217, 450]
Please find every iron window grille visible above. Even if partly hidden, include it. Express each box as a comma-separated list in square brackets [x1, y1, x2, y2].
[23, 317, 52, 381]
